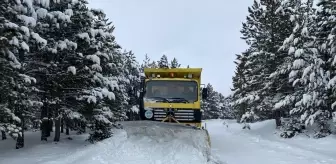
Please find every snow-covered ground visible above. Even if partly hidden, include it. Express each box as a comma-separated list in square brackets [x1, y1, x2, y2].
[1, 119, 336, 164]
[207, 119, 336, 164]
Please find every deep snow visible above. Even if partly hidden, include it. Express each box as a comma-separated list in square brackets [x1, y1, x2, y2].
[207, 119, 336, 164]
[1, 119, 336, 164]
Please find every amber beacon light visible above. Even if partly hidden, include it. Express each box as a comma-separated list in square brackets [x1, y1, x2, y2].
[169, 72, 175, 77]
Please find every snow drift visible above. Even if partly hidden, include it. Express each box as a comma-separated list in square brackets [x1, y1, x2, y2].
[121, 121, 211, 160]
[0, 121, 222, 164]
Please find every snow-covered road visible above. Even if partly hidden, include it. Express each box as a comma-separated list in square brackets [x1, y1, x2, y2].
[0, 121, 218, 164]
[206, 119, 336, 164]
[1, 119, 336, 164]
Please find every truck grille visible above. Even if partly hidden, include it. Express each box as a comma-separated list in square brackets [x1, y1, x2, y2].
[152, 108, 195, 121]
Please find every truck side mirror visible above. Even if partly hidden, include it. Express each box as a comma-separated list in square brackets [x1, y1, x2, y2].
[202, 88, 208, 100]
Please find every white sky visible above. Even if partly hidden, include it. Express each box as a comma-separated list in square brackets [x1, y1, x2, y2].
[87, 0, 252, 96]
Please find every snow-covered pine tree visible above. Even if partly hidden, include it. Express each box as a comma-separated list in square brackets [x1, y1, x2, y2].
[273, 0, 320, 138]
[275, 0, 316, 138]
[157, 54, 169, 68]
[238, 0, 294, 123]
[311, 0, 336, 137]
[170, 57, 181, 68]
[123, 51, 141, 120]
[267, 0, 298, 119]
[29, 0, 96, 141]
[219, 94, 234, 119]
[322, 0, 336, 127]
[201, 83, 221, 119]
[82, 8, 125, 143]
[148, 61, 158, 68]
[0, 0, 45, 148]
[140, 54, 158, 69]
[238, 0, 269, 123]
[257, 0, 294, 120]
[230, 51, 249, 121]
[0, 0, 23, 141]
[110, 49, 137, 123]
[140, 54, 150, 69]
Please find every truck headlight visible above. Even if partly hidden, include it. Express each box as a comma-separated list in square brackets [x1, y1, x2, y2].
[144, 110, 153, 119]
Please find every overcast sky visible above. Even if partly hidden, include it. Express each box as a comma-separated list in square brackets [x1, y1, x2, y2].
[87, 0, 253, 96]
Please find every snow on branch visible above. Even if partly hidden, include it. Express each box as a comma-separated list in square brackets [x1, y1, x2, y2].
[17, 15, 36, 27]
[81, 87, 116, 104]
[67, 66, 76, 75]
[19, 74, 36, 84]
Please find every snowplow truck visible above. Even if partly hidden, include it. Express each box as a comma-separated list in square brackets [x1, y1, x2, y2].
[139, 68, 208, 128]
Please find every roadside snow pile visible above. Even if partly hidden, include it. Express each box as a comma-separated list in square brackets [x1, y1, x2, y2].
[0, 121, 222, 164]
[121, 121, 212, 163]
[206, 119, 336, 164]
[0, 131, 90, 164]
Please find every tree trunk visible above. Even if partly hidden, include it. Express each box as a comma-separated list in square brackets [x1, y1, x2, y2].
[41, 105, 48, 141]
[66, 120, 70, 135]
[81, 123, 86, 133]
[1, 131, 6, 140]
[274, 110, 281, 128]
[54, 116, 61, 142]
[16, 116, 24, 149]
[61, 119, 64, 133]
[47, 106, 53, 136]
[48, 118, 53, 133]
[16, 134, 24, 149]
[77, 123, 86, 134]
[66, 127, 70, 135]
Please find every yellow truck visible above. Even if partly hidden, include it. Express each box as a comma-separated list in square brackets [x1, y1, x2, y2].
[138, 67, 208, 129]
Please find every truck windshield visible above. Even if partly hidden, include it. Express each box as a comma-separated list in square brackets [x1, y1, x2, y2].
[144, 80, 198, 102]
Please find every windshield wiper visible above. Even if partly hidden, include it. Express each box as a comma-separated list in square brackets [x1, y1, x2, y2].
[167, 97, 189, 103]
[146, 97, 170, 102]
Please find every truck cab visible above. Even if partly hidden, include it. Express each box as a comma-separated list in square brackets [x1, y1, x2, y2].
[138, 68, 208, 128]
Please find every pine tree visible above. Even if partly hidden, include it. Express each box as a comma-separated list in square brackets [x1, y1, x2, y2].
[0, 0, 23, 141]
[124, 51, 141, 120]
[230, 51, 249, 121]
[201, 83, 221, 119]
[309, 0, 336, 138]
[237, 0, 294, 123]
[170, 57, 181, 68]
[268, 0, 299, 114]
[0, 0, 45, 148]
[322, 0, 336, 125]
[31, 0, 100, 141]
[218, 94, 234, 119]
[83, 8, 127, 142]
[239, 0, 269, 122]
[140, 54, 151, 70]
[157, 54, 169, 68]
[274, 0, 318, 138]
[140, 54, 158, 69]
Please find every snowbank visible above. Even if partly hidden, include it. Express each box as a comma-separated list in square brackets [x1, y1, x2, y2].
[0, 121, 221, 164]
[206, 119, 336, 164]
[0, 131, 90, 164]
[121, 121, 211, 162]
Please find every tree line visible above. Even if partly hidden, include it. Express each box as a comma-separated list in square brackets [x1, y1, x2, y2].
[230, 0, 336, 138]
[0, 0, 231, 149]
